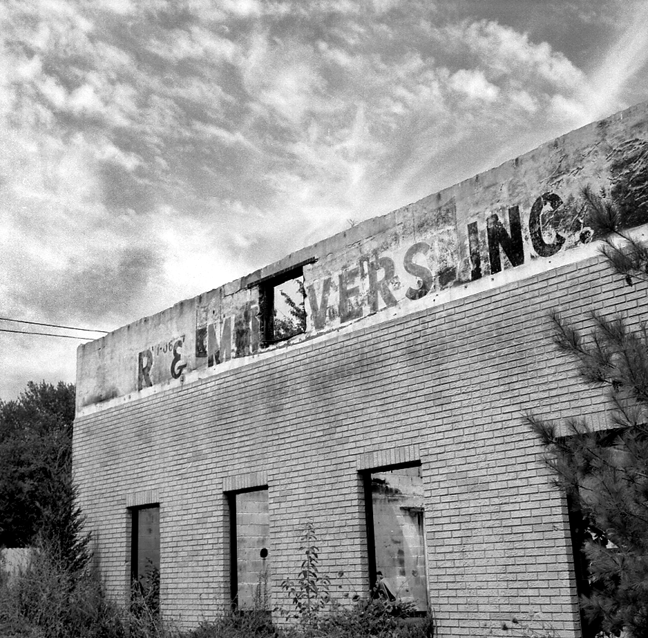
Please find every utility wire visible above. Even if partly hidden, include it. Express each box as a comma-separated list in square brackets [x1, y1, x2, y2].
[0, 316, 108, 334]
[0, 327, 96, 340]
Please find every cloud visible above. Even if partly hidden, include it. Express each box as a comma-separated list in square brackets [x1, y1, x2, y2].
[450, 69, 500, 102]
[431, 19, 587, 92]
[9, 244, 165, 326]
[1, 336, 81, 410]
[100, 0, 134, 15]
[586, 0, 648, 118]
[2, 0, 648, 400]
[100, 160, 157, 213]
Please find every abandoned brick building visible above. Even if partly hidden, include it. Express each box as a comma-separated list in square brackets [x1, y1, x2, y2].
[74, 101, 648, 637]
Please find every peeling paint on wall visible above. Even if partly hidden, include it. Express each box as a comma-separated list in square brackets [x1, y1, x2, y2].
[194, 289, 261, 366]
[76, 102, 648, 411]
[137, 336, 187, 391]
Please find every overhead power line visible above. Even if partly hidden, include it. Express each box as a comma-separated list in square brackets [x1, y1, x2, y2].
[0, 316, 109, 334]
[0, 327, 95, 340]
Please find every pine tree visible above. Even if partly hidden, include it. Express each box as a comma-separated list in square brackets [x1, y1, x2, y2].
[529, 187, 648, 637]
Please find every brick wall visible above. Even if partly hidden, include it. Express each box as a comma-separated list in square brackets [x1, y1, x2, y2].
[73, 245, 646, 636]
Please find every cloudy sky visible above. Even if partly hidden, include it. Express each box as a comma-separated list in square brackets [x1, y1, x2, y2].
[2, 0, 648, 402]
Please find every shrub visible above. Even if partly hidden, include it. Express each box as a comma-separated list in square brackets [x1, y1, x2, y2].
[188, 609, 275, 638]
[275, 521, 434, 638]
[190, 600, 434, 638]
[314, 598, 435, 638]
[0, 547, 127, 638]
[1, 549, 436, 638]
[1, 515, 435, 638]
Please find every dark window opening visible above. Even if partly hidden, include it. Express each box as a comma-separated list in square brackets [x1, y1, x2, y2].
[131, 505, 160, 614]
[564, 427, 626, 638]
[258, 268, 307, 345]
[363, 463, 428, 614]
[567, 496, 605, 638]
[229, 488, 270, 611]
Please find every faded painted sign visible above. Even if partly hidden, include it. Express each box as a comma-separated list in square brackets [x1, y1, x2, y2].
[195, 297, 260, 367]
[137, 336, 188, 391]
[132, 187, 614, 393]
[306, 189, 594, 329]
[75, 102, 648, 411]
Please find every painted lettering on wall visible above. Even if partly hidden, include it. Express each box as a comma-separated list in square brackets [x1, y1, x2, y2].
[135, 189, 592, 391]
[308, 190, 588, 327]
[137, 336, 187, 391]
[307, 277, 331, 331]
[529, 193, 566, 257]
[195, 300, 260, 369]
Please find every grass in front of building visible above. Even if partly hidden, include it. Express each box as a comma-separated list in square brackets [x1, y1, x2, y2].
[0, 550, 434, 638]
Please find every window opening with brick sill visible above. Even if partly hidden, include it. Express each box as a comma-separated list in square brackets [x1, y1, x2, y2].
[363, 463, 428, 614]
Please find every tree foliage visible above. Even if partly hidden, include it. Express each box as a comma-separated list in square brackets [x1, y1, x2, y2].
[530, 187, 648, 637]
[582, 184, 648, 288]
[274, 278, 307, 342]
[0, 381, 89, 572]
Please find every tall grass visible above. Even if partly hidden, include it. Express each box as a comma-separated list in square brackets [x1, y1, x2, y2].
[0, 545, 168, 638]
[0, 547, 434, 638]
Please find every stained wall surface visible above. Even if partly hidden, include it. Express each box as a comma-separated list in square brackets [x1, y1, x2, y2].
[74, 102, 648, 636]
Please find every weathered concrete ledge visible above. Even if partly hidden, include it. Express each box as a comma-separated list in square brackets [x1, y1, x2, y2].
[76, 101, 648, 416]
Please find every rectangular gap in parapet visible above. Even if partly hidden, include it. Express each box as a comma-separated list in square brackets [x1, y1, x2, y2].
[259, 267, 307, 345]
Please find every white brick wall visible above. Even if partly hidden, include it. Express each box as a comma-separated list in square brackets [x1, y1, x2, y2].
[73, 249, 644, 635]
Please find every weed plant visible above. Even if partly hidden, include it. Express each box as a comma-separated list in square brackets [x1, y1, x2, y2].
[1, 555, 434, 638]
[188, 602, 434, 638]
[1, 546, 435, 638]
[279, 521, 331, 627]
[0, 545, 170, 638]
[1, 520, 434, 638]
[307, 598, 435, 638]
[270, 521, 434, 638]
[189, 610, 276, 638]
[1, 548, 121, 637]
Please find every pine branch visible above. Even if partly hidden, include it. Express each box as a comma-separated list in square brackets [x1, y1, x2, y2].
[582, 185, 648, 286]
